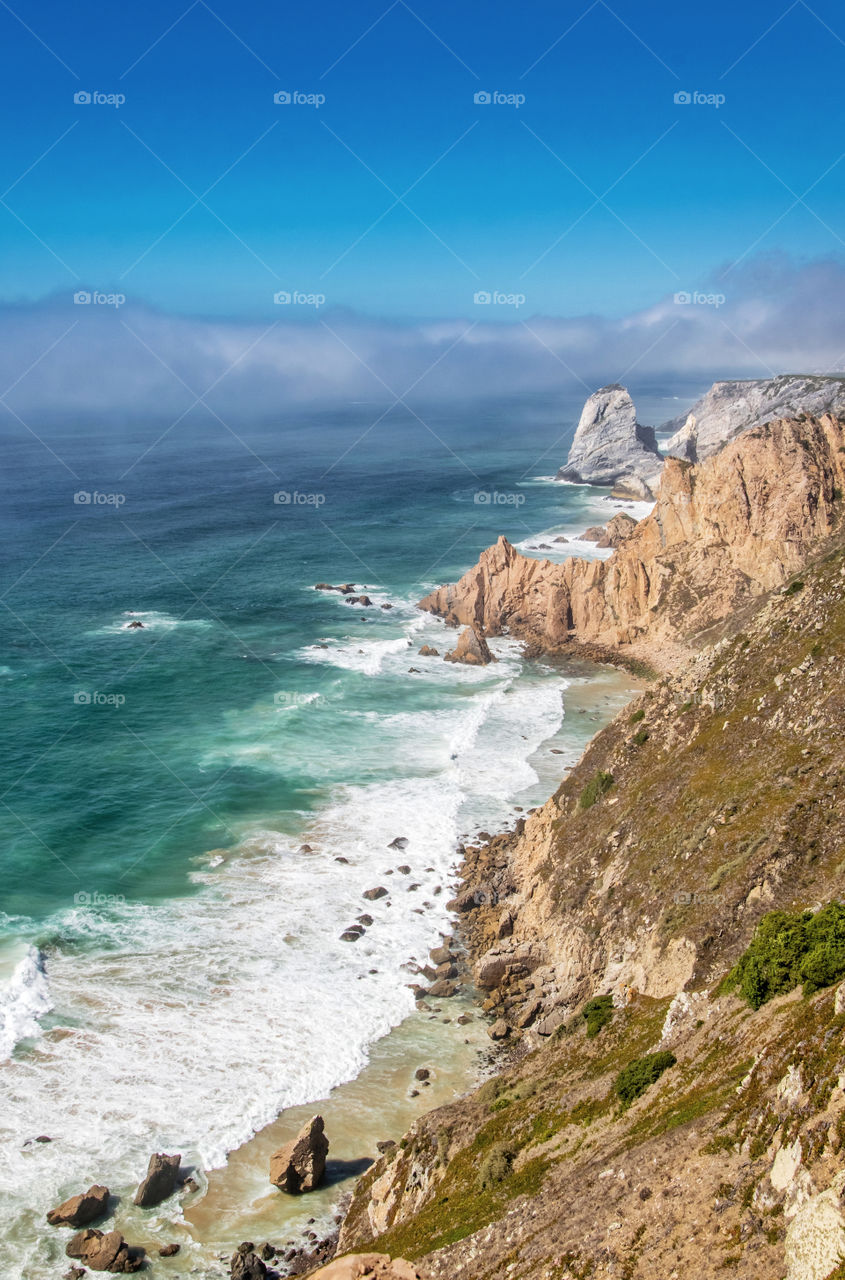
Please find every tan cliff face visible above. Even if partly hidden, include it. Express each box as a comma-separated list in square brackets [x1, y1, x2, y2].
[419, 414, 845, 660]
[338, 534, 845, 1280]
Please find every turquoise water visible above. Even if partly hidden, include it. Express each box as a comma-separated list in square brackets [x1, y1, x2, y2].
[0, 389, 684, 1277]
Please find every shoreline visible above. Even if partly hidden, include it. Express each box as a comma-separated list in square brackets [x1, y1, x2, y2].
[176, 654, 646, 1274]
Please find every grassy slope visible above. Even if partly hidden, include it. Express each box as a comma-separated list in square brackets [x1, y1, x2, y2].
[339, 539, 845, 1280]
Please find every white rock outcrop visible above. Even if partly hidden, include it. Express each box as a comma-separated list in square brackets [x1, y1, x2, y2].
[557, 384, 663, 498]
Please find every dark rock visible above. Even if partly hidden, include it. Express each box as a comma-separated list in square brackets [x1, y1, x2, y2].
[396, 863, 411, 873]
[230, 1242, 266, 1280]
[258, 1242, 276, 1260]
[126, 620, 145, 629]
[363, 886, 388, 900]
[388, 837, 409, 850]
[158, 1242, 181, 1257]
[357, 914, 374, 926]
[427, 979, 457, 998]
[66, 1228, 144, 1273]
[47, 1184, 110, 1228]
[133, 1152, 181, 1208]
[340, 930, 362, 942]
[414, 1067, 431, 1081]
[269, 1115, 329, 1194]
[299, 844, 314, 853]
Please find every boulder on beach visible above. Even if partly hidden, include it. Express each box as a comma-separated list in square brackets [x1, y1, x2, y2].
[48, 1184, 110, 1228]
[307, 1254, 421, 1280]
[417, 644, 439, 656]
[363, 886, 388, 901]
[443, 626, 495, 666]
[158, 1243, 181, 1257]
[230, 1243, 267, 1280]
[133, 1152, 181, 1207]
[269, 1115, 329, 1194]
[66, 1227, 144, 1273]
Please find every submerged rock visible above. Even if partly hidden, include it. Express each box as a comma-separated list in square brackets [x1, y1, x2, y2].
[133, 1152, 181, 1207]
[270, 1115, 329, 1194]
[47, 1184, 110, 1228]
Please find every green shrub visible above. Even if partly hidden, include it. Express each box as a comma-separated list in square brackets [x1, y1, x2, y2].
[582, 994, 614, 1038]
[614, 1051, 677, 1106]
[784, 580, 805, 596]
[721, 903, 845, 1009]
[476, 1142, 514, 1190]
[628, 708, 645, 724]
[579, 770, 614, 810]
[631, 729, 649, 746]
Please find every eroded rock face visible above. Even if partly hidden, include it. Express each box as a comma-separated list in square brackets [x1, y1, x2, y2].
[133, 1152, 181, 1207]
[443, 626, 495, 666]
[47, 1184, 110, 1227]
[420, 415, 845, 661]
[663, 375, 845, 462]
[557, 385, 663, 497]
[270, 1115, 329, 1193]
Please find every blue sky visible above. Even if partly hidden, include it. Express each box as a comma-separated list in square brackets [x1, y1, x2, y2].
[0, 0, 843, 321]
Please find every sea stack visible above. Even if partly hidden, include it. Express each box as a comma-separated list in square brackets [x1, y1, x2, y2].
[269, 1115, 329, 1193]
[557, 384, 663, 499]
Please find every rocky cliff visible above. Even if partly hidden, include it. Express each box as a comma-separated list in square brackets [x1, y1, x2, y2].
[557, 384, 663, 499]
[420, 413, 845, 666]
[663, 375, 845, 462]
[338, 520, 845, 1280]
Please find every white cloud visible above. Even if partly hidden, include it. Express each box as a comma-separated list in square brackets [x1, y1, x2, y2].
[0, 254, 842, 421]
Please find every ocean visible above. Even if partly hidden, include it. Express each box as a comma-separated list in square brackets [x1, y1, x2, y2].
[0, 386, 692, 1276]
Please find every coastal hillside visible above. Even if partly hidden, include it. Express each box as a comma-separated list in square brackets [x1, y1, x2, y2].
[329, 414, 845, 1280]
[420, 413, 845, 666]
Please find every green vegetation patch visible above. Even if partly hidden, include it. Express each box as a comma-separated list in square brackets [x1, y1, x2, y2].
[721, 903, 845, 1009]
[579, 770, 614, 810]
[582, 994, 614, 1038]
[614, 1051, 677, 1106]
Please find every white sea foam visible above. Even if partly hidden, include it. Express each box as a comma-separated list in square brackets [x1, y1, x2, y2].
[0, 946, 52, 1062]
[0, 607, 570, 1279]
